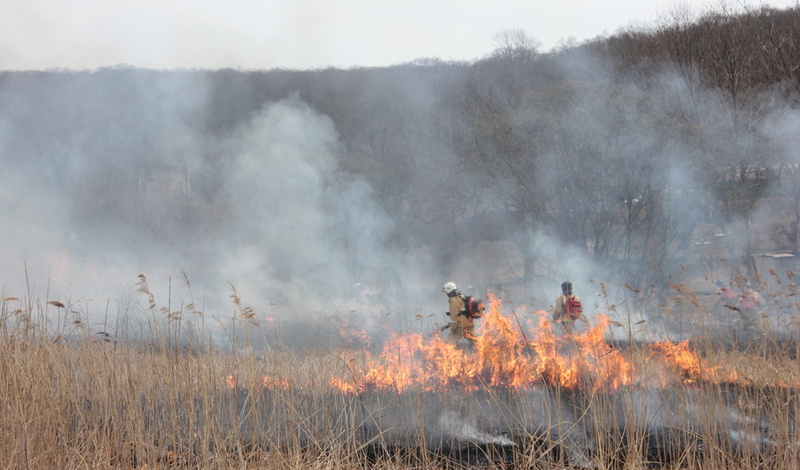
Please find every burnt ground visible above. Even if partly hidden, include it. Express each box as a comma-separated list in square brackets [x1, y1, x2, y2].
[359, 427, 784, 469]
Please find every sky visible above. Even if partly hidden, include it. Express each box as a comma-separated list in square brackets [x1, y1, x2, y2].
[2, 0, 798, 71]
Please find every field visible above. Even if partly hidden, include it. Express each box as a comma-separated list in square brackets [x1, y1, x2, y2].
[2, 278, 799, 469]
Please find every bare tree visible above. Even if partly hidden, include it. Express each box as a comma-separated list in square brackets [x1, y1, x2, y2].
[491, 29, 542, 60]
[745, 5, 800, 104]
[449, 38, 553, 295]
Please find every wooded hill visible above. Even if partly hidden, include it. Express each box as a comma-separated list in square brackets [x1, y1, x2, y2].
[1, 4, 798, 300]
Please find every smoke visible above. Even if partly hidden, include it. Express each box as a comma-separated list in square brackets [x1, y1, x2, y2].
[212, 96, 399, 314]
[0, 71, 437, 346]
[1, 41, 797, 346]
[481, 44, 799, 340]
[0, 72, 207, 309]
[437, 410, 515, 446]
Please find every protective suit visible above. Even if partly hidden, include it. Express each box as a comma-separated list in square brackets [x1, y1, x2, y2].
[737, 287, 764, 332]
[553, 281, 583, 335]
[443, 282, 477, 346]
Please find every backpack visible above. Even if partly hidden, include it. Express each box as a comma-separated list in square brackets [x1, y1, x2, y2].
[564, 295, 582, 320]
[720, 287, 736, 302]
[462, 295, 485, 319]
[739, 292, 756, 310]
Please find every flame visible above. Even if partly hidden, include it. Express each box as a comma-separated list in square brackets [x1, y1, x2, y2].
[330, 294, 637, 393]
[649, 340, 702, 380]
[225, 373, 292, 391]
[233, 294, 794, 394]
[646, 340, 751, 385]
[225, 374, 236, 389]
[260, 375, 291, 390]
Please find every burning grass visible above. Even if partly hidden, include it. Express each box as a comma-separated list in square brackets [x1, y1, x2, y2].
[329, 296, 636, 393]
[1, 283, 799, 469]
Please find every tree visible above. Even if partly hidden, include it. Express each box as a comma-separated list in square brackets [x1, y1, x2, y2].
[448, 34, 551, 295]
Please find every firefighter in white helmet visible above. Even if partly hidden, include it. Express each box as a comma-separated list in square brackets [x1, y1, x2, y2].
[442, 282, 477, 347]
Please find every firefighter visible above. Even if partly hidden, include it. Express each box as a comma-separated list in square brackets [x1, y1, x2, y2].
[716, 280, 737, 308]
[715, 279, 738, 326]
[442, 281, 477, 347]
[737, 284, 764, 331]
[553, 281, 584, 335]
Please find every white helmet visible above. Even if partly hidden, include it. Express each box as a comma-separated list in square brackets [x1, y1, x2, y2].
[442, 282, 457, 294]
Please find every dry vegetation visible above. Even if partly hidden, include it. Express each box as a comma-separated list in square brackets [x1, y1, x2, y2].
[2, 278, 799, 469]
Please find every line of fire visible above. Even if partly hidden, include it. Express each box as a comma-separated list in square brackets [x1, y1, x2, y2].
[219, 293, 797, 468]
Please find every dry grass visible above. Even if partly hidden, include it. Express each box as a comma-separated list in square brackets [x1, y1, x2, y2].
[1, 280, 799, 469]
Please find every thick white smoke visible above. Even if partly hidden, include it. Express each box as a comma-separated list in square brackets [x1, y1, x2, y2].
[0, 75, 435, 346]
[212, 96, 397, 316]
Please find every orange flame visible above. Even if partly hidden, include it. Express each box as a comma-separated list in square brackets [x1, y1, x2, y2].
[226, 373, 292, 391]
[234, 296, 787, 393]
[649, 340, 701, 380]
[330, 294, 636, 393]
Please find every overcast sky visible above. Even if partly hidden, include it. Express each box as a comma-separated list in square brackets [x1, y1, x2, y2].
[2, 0, 798, 71]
